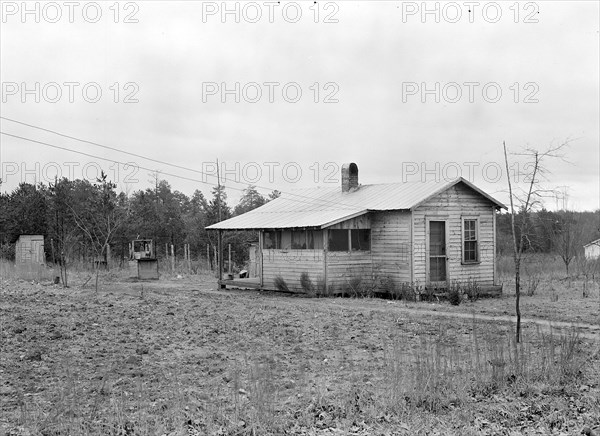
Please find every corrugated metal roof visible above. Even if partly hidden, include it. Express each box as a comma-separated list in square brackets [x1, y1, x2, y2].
[206, 177, 506, 230]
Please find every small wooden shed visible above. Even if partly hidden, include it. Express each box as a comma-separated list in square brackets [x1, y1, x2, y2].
[207, 163, 506, 294]
[15, 235, 45, 265]
[584, 239, 600, 260]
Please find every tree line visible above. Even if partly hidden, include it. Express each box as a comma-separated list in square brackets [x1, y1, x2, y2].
[496, 208, 600, 274]
[1, 173, 598, 276]
[0, 173, 280, 274]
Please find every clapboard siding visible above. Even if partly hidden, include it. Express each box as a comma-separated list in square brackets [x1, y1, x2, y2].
[370, 211, 412, 284]
[262, 249, 324, 291]
[326, 251, 373, 291]
[412, 184, 496, 286]
[15, 235, 45, 265]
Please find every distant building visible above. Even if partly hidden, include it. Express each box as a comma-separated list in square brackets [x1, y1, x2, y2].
[15, 235, 45, 265]
[584, 238, 600, 260]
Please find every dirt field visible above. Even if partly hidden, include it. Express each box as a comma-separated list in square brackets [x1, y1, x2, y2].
[1, 273, 599, 435]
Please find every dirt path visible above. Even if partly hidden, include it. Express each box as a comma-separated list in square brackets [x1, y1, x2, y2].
[273, 294, 600, 342]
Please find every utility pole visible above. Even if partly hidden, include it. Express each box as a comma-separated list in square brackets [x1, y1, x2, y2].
[216, 159, 225, 288]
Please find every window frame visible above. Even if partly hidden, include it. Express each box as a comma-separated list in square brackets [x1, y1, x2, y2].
[263, 230, 281, 249]
[461, 217, 480, 264]
[327, 229, 371, 252]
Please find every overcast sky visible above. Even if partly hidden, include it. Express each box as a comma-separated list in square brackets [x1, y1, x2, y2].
[1, 1, 598, 211]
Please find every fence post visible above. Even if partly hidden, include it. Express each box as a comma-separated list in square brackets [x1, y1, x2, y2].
[213, 245, 218, 278]
[228, 244, 232, 275]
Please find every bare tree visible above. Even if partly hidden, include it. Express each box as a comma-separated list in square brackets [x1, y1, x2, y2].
[503, 140, 569, 342]
[69, 173, 127, 292]
[554, 211, 582, 276]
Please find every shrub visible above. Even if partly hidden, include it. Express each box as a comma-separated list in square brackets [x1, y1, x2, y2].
[379, 275, 397, 298]
[273, 275, 289, 292]
[526, 274, 540, 296]
[400, 282, 418, 301]
[300, 272, 315, 295]
[464, 279, 480, 301]
[448, 282, 461, 306]
[343, 275, 375, 298]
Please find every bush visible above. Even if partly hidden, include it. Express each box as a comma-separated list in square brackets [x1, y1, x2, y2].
[526, 274, 540, 296]
[464, 279, 480, 301]
[343, 275, 375, 298]
[300, 272, 315, 295]
[273, 275, 289, 292]
[379, 275, 397, 298]
[448, 282, 461, 306]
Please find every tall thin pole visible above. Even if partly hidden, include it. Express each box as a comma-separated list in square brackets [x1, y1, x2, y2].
[216, 159, 225, 288]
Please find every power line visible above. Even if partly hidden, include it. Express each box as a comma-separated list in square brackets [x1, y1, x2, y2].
[0, 130, 359, 211]
[0, 116, 361, 210]
[1, 116, 222, 183]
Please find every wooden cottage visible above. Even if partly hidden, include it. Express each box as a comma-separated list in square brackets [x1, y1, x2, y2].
[207, 163, 506, 294]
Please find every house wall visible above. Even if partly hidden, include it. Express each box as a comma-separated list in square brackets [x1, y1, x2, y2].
[412, 184, 496, 287]
[585, 242, 600, 260]
[326, 250, 373, 291]
[262, 248, 325, 292]
[15, 235, 45, 265]
[370, 211, 412, 284]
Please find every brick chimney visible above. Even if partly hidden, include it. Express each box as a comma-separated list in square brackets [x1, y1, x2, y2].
[341, 163, 359, 192]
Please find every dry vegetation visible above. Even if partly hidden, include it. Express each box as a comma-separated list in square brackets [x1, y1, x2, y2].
[1, 257, 599, 435]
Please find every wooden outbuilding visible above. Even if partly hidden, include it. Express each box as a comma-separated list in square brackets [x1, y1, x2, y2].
[584, 238, 600, 260]
[15, 235, 45, 265]
[207, 163, 506, 294]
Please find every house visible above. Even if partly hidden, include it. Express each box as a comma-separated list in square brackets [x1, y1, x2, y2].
[206, 163, 506, 294]
[584, 238, 600, 260]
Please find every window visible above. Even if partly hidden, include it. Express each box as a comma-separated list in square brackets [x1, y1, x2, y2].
[263, 231, 281, 249]
[291, 231, 307, 249]
[351, 229, 371, 251]
[289, 230, 323, 249]
[463, 219, 478, 263]
[329, 229, 349, 251]
[328, 229, 371, 251]
[266, 230, 323, 250]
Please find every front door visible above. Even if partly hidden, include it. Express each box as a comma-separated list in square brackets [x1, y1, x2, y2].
[428, 221, 447, 285]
